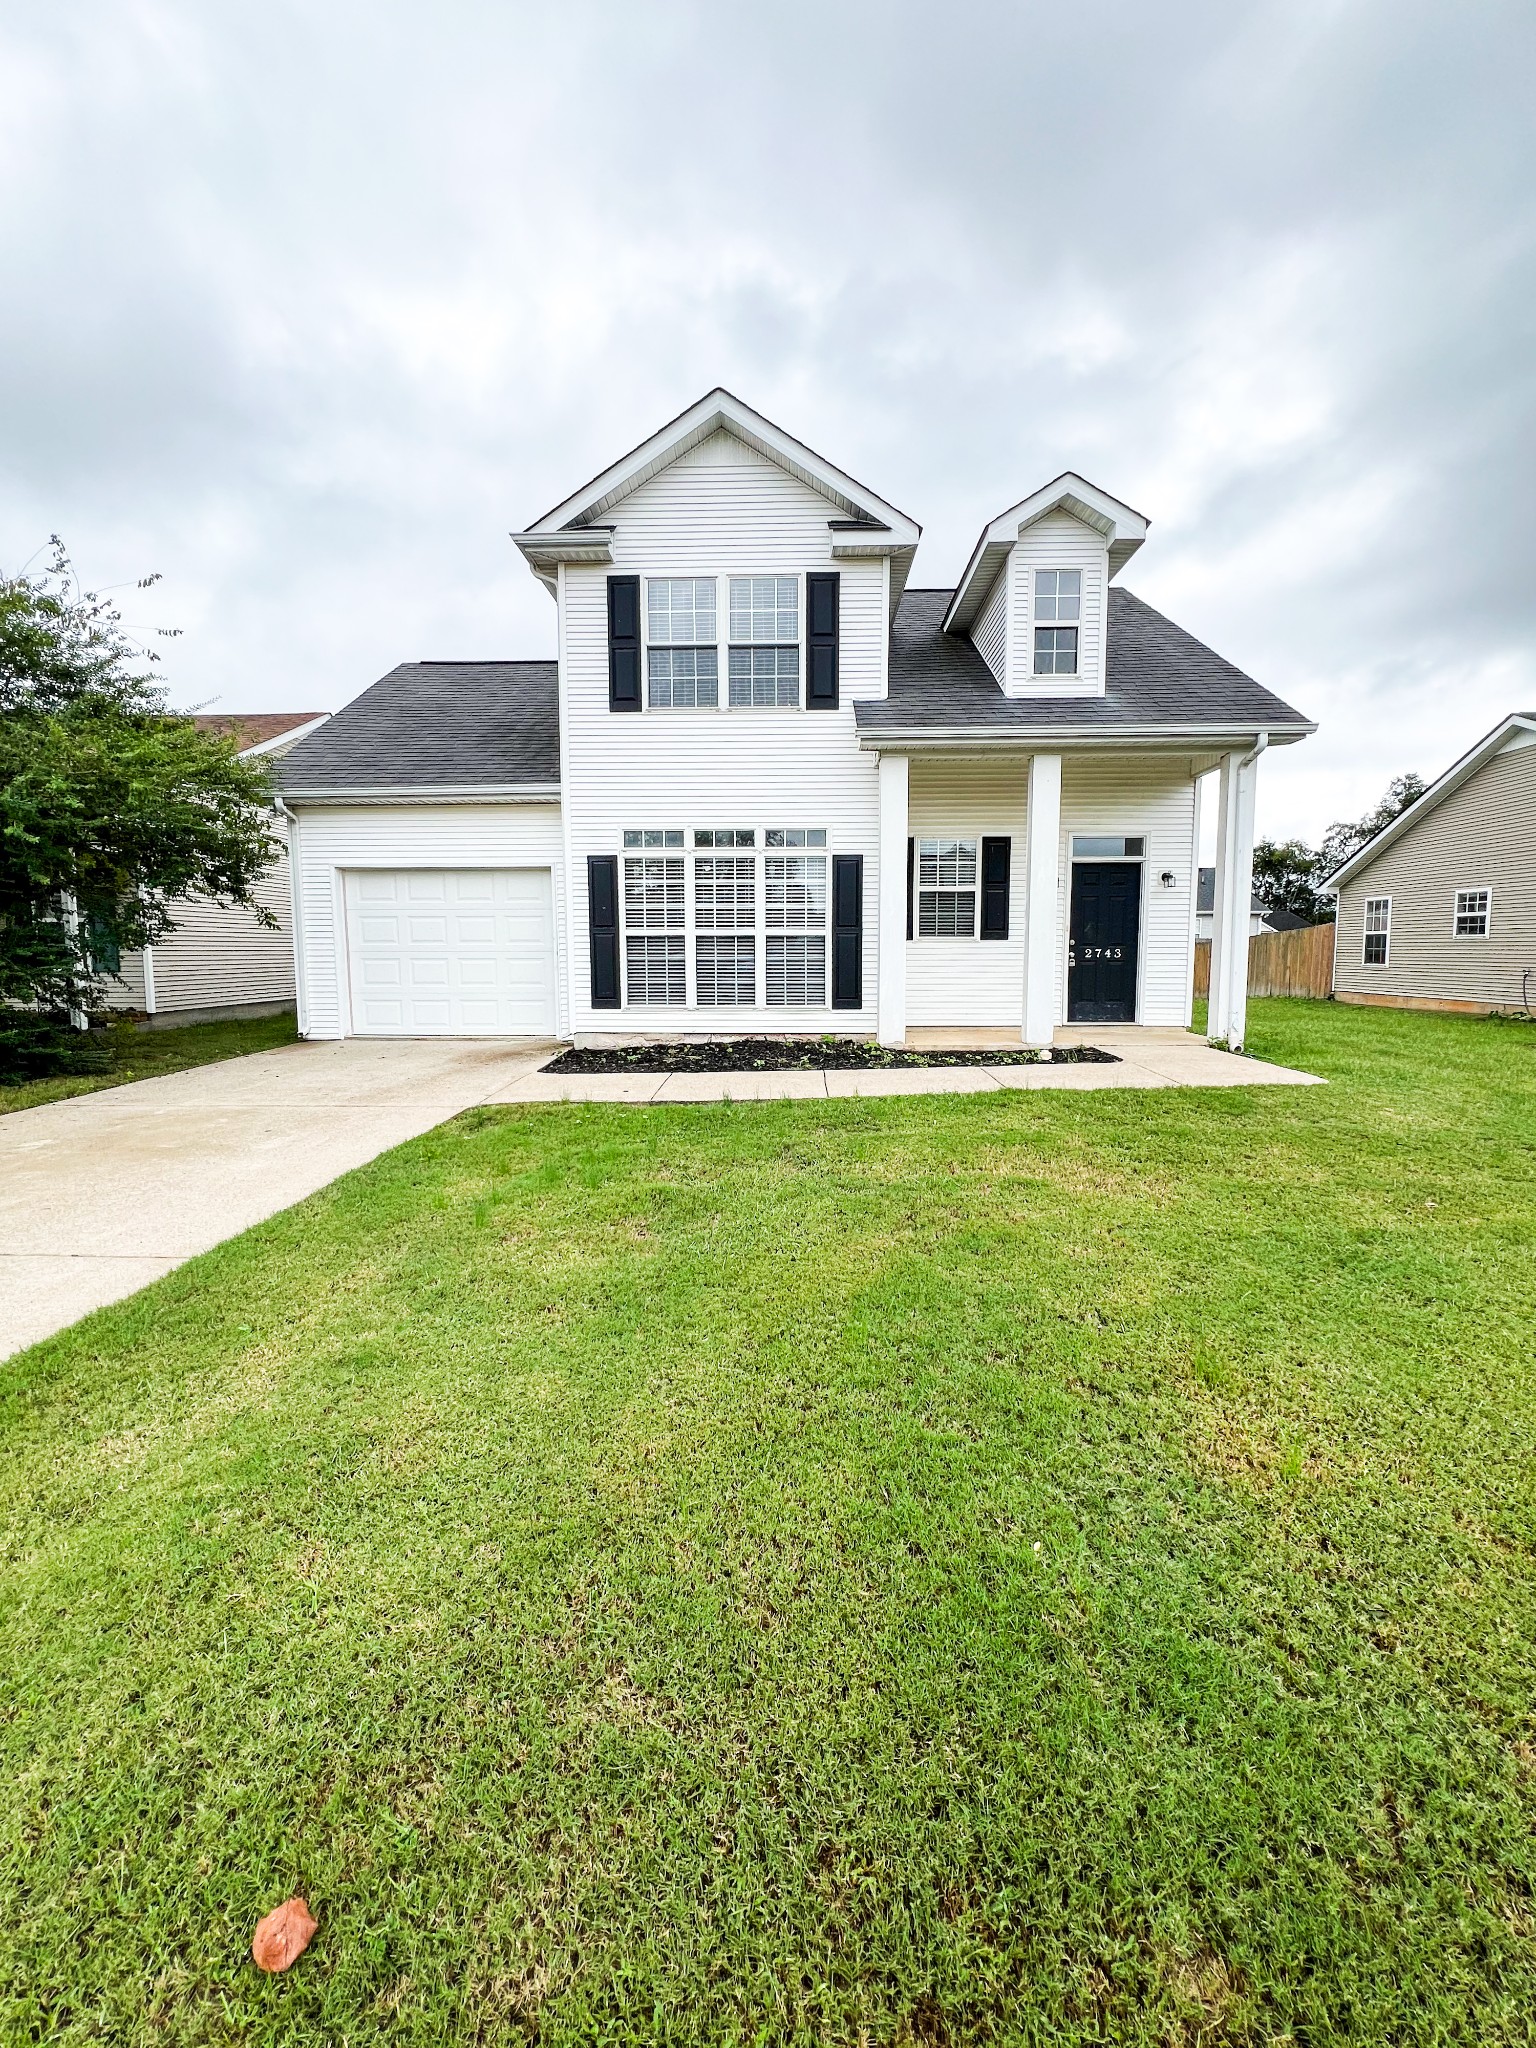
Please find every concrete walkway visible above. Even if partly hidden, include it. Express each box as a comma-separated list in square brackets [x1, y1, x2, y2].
[498, 1029, 1325, 1103]
[0, 1037, 554, 1359]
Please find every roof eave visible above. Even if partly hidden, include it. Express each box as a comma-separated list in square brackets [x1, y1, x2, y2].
[854, 720, 1315, 753]
[281, 783, 562, 806]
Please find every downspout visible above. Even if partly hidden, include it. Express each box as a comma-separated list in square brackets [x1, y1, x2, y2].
[274, 796, 307, 1038]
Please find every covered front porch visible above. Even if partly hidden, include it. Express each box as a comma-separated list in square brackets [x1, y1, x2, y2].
[874, 744, 1263, 1050]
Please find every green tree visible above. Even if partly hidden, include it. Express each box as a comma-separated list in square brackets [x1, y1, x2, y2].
[1320, 772, 1428, 878]
[1252, 837, 1332, 924]
[1, 542, 278, 1059]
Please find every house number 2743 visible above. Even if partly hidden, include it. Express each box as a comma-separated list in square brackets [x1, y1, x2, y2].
[1081, 947, 1123, 960]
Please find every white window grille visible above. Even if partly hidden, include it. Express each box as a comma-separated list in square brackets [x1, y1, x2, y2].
[694, 856, 755, 930]
[765, 828, 826, 847]
[1363, 897, 1390, 965]
[1454, 888, 1490, 937]
[696, 935, 756, 1006]
[766, 855, 827, 932]
[728, 646, 799, 707]
[917, 839, 978, 937]
[767, 935, 826, 1007]
[648, 647, 717, 708]
[624, 857, 684, 930]
[626, 935, 686, 1004]
[647, 578, 718, 710]
[728, 576, 799, 707]
[1033, 571, 1081, 676]
[695, 829, 755, 848]
[648, 577, 716, 645]
[1034, 569, 1081, 622]
[623, 829, 683, 849]
[729, 576, 798, 643]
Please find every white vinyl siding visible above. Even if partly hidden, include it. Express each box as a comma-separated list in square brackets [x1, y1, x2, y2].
[909, 759, 1217, 1032]
[1333, 740, 1536, 1011]
[287, 802, 566, 1039]
[971, 568, 1008, 685]
[1006, 510, 1108, 698]
[559, 427, 885, 1035]
[104, 834, 295, 1017]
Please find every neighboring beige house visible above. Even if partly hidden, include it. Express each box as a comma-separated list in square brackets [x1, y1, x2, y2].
[103, 713, 328, 1026]
[1328, 712, 1536, 1015]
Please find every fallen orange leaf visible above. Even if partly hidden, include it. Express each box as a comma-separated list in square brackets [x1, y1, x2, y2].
[252, 1897, 318, 1973]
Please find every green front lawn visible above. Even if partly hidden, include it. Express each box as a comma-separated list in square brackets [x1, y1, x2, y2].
[0, 1010, 299, 1116]
[4, 1002, 1535, 2044]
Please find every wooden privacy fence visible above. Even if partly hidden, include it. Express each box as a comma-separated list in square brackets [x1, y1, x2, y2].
[1193, 922, 1335, 1000]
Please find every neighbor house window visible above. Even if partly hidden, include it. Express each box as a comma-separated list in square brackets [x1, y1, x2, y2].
[1454, 888, 1490, 937]
[728, 576, 800, 707]
[647, 578, 717, 708]
[917, 839, 978, 936]
[1033, 569, 1081, 675]
[1363, 896, 1390, 965]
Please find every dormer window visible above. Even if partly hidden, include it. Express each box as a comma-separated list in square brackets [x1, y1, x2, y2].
[1033, 569, 1081, 675]
[729, 577, 800, 707]
[647, 578, 718, 708]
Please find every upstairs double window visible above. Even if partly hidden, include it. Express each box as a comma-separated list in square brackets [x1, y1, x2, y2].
[1033, 568, 1081, 676]
[645, 576, 801, 710]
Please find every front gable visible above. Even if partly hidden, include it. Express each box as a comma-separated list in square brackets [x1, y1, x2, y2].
[511, 389, 920, 614]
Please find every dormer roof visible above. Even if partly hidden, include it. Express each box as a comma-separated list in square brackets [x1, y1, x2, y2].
[510, 388, 921, 611]
[942, 473, 1149, 635]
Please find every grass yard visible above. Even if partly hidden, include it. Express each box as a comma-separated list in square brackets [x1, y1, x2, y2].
[0, 1010, 299, 1116]
[3, 1001, 1535, 2045]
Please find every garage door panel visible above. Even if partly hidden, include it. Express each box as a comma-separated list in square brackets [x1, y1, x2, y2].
[344, 869, 556, 1036]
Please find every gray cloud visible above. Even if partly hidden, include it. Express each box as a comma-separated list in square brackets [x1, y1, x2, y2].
[2, 0, 1532, 842]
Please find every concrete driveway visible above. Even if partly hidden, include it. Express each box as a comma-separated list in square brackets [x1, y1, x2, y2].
[0, 1037, 555, 1359]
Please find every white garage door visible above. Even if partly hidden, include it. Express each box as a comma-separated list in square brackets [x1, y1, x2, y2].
[344, 869, 557, 1035]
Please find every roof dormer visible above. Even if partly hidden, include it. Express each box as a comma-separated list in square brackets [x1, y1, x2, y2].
[943, 474, 1148, 699]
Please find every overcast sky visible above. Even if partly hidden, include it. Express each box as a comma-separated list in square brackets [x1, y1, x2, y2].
[3, 0, 1533, 845]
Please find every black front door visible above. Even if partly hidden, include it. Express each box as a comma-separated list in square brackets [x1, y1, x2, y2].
[1068, 863, 1140, 1022]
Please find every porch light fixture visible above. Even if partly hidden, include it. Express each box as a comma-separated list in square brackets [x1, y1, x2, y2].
[1160, 870, 1177, 888]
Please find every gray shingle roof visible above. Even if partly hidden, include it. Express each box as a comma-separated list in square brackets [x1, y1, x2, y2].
[858, 587, 1312, 736]
[276, 661, 559, 792]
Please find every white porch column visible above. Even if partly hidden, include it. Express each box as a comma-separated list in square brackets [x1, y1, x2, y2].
[1021, 753, 1062, 1046]
[1207, 744, 1261, 1049]
[877, 751, 909, 1046]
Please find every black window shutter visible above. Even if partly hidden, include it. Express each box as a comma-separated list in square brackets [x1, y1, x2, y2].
[832, 855, 863, 1009]
[587, 854, 621, 1007]
[906, 836, 915, 940]
[980, 835, 1011, 940]
[608, 576, 641, 712]
[806, 571, 839, 709]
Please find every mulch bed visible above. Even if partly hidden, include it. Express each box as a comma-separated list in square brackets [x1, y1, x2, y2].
[545, 1038, 1119, 1074]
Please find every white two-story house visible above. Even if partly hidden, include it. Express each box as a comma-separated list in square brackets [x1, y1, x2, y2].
[276, 390, 1313, 1051]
